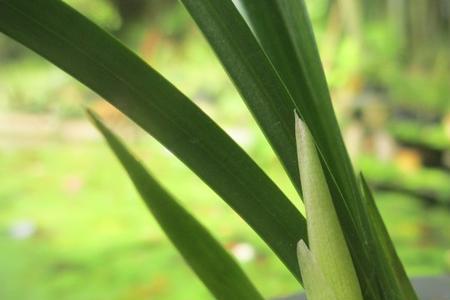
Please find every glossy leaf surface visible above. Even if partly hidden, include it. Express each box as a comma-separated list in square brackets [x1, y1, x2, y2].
[0, 0, 306, 280]
[88, 110, 264, 300]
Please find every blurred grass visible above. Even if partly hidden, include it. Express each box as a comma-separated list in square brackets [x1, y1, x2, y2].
[0, 137, 448, 299]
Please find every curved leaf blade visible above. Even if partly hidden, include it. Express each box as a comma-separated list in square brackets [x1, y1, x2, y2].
[180, 0, 302, 196]
[237, 1, 378, 297]
[237, 0, 315, 130]
[275, 2, 417, 299]
[174, 2, 387, 296]
[237, 2, 417, 299]
[87, 110, 264, 300]
[0, 0, 306, 280]
[360, 174, 418, 300]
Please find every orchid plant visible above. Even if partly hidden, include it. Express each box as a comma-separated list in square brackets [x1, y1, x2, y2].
[0, 0, 418, 299]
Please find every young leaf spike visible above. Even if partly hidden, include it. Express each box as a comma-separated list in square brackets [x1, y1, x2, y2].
[295, 113, 363, 300]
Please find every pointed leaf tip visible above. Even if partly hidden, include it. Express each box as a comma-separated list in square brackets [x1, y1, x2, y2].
[87, 113, 264, 300]
[297, 240, 337, 300]
[295, 112, 363, 300]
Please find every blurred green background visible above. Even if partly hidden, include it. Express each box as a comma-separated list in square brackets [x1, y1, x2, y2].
[0, 0, 449, 299]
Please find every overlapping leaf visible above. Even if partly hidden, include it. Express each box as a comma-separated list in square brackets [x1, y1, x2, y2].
[179, 0, 373, 296]
[360, 174, 417, 300]
[181, 0, 302, 195]
[276, 2, 416, 298]
[0, 0, 306, 280]
[191, 0, 416, 298]
[0, 0, 418, 298]
[295, 115, 363, 300]
[87, 110, 264, 300]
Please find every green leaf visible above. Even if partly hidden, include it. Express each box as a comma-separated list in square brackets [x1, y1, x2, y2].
[237, 0, 318, 136]
[87, 110, 264, 300]
[0, 0, 306, 280]
[360, 174, 418, 300]
[297, 241, 337, 300]
[243, 2, 417, 298]
[178, 1, 382, 296]
[237, 1, 351, 192]
[273, 2, 382, 297]
[295, 115, 362, 300]
[180, 0, 302, 195]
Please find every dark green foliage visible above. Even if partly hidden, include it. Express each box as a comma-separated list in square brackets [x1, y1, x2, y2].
[87, 110, 264, 300]
[0, 0, 420, 299]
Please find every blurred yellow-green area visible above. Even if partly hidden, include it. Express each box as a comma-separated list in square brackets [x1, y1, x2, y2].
[0, 0, 449, 299]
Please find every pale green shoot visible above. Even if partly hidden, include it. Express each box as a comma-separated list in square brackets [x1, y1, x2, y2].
[295, 114, 363, 300]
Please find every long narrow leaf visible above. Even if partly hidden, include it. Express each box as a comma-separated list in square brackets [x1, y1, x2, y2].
[237, 1, 350, 193]
[180, 0, 302, 195]
[0, 0, 306, 280]
[87, 110, 264, 300]
[251, 1, 377, 297]
[274, 0, 360, 222]
[176, 1, 383, 297]
[275, 2, 417, 299]
[237, 0, 315, 132]
[360, 174, 418, 300]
